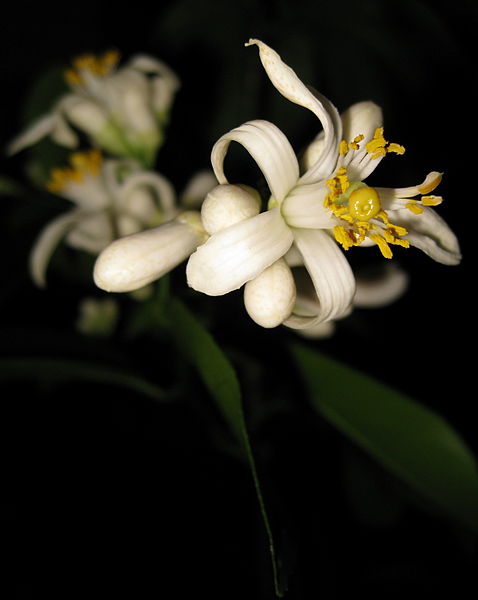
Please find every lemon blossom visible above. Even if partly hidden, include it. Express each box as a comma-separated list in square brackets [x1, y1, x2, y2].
[31, 149, 177, 287]
[186, 39, 461, 329]
[8, 50, 180, 167]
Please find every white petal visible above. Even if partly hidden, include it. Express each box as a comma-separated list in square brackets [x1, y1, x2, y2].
[7, 114, 56, 155]
[389, 207, 461, 265]
[30, 210, 82, 287]
[244, 258, 296, 328]
[66, 212, 113, 253]
[126, 55, 180, 118]
[186, 207, 293, 296]
[295, 321, 336, 339]
[341, 101, 383, 146]
[211, 119, 299, 203]
[94, 220, 200, 292]
[201, 184, 260, 234]
[118, 171, 177, 221]
[283, 228, 355, 328]
[281, 181, 337, 229]
[353, 264, 409, 308]
[128, 54, 181, 93]
[61, 95, 109, 137]
[246, 39, 341, 181]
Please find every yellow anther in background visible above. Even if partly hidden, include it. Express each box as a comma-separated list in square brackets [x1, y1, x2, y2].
[46, 149, 103, 193]
[348, 186, 382, 221]
[64, 50, 120, 86]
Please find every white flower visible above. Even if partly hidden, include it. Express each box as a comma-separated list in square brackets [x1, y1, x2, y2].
[186, 39, 461, 329]
[8, 50, 180, 166]
[31, 149, 177, 287]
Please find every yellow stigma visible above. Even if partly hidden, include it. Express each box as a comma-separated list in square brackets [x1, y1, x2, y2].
[348, 186, 382, 221]
[46, 149, 103, 193]
[65, 50, 120, 86]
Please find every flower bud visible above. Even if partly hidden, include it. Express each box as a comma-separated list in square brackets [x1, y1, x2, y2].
[94, 218, 203, 292]
[201, 184, 261, 234]
[244, 258, 296, 328]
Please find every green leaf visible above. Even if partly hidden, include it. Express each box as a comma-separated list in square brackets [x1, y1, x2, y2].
[0, 358, 168, 402]
[166, 298, 285, 596]
[290, 343, 478, 531]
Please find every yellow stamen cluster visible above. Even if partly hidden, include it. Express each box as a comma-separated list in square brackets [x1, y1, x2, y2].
[365, 127, 405, 159]
[65, 50, 120, 87]
[324, 167, 409, 259]
[47, 149, 103, 193]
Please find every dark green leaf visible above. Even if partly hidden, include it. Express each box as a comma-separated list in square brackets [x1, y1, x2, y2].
[291, 343, 478, 531]
[166, 298, 285, 596]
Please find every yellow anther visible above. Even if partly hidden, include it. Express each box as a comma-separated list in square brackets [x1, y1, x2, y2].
[365, 127, 405, 159]
[339, 140, 349, 155]
[387, 142, 405, 155]
[405, 201, 424, 214]
[348, 186, 382, 221]
[421, 195, 442, 206]
[349, 134, 364, 150]
[418, 172, 442, 195]
[369, 233, 393, 259]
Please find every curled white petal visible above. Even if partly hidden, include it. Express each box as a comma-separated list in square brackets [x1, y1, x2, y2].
[211, 119, 299, 203]
[201, 184, 260, 234]
[128, 54, 181, 113]
[118, 171, 177, 221]
[94, 220, 201, 292]
[187, 207, 293, 296]
[246, 39, 340, 180]
[281, 181, 337, 229]
[283, 228, 355, 328]
[30, 210, 82, 287]
[353, 264, 409, 308]
[244, 258, 296, 328]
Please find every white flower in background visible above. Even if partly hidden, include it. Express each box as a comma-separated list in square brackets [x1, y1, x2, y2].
[8, 50, 180, 167]
[186, 39, 461, 329]
[31, 148, 177, 287]
[93, 170, 215, 293]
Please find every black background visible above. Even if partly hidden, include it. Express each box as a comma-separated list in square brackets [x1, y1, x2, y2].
[1, 1, 477, 598]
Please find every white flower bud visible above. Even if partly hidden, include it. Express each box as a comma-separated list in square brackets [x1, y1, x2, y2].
[201, 184, 261, 235]
[94, 219, 202, 292]
[244, 258, 296, 328]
